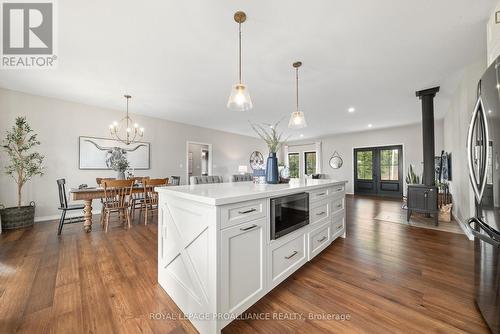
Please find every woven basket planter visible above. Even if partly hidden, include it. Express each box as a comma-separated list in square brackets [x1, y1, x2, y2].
[0, 202, 35, 230]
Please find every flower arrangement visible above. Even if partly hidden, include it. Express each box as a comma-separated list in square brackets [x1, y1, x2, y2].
[111, 155, 129, 173]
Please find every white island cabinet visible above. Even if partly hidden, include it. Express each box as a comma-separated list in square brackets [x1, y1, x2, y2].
[156, 179, 347, 334]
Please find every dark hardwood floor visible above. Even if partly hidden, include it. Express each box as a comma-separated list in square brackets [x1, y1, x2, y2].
[0, 196, 489, 333]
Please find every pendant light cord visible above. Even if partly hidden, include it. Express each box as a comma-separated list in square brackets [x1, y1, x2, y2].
[238, 22, 242, 84]
[296, 67, 299, 112]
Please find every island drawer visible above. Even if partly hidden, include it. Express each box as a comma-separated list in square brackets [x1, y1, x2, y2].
[269, 232, 307, 289]
[310, 198, 331, 226]
[332, 212, 345, 237]
[220, 199, 267, 229]
[308, 187, 332, 202]
[331, 184, 345, 197]
[331, 196, 344, 216]
[308, 220, 332, 260]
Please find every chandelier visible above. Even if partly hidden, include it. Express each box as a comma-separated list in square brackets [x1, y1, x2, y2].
[109, 95, 144, 145]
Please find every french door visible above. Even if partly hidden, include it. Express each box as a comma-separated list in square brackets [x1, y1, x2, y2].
[354, 145, 403, 197]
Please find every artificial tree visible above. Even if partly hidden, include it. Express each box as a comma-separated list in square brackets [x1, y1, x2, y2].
[3, 117, 44, 208]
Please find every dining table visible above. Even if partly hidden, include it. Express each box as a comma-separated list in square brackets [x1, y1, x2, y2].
[70, 184, 170, 232]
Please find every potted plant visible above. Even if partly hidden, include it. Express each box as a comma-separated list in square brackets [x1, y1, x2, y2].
[0, 117, 44, 230]
[250, 119, 287, 184]
[405, 164, 421, 184]
[111, 155, 129, 180]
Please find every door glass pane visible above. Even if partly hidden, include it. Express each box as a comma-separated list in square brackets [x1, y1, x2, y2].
[356, 151, 373, 180]
[288, 153, 299, 178]
[304, 152, 316, 175]
[380, 149, 399, 181]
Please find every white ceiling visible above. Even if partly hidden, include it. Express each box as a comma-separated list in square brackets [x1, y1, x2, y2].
[0, 0, 495, 139]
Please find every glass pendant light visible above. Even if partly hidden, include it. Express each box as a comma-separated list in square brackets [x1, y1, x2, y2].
[288, 61, 307, 129]
[227, 11, 253, 112]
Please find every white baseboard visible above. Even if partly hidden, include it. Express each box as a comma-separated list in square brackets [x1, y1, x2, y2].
[35, 209, 100, 223]
[452, 212, 474, 240]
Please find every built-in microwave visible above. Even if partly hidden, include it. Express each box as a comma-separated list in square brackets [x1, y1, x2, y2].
[270, 192, 309, 240]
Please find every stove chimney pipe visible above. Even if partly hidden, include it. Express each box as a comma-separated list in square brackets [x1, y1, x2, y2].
[415, 86, 440, 186]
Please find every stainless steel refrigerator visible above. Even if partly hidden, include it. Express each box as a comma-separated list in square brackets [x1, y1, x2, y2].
[467, 54, 500, 334]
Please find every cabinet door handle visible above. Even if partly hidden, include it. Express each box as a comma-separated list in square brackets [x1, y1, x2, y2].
[337, 225, 343, 230]
[284, 251, 298, 259]
[336, 188, 343, 192]
[238, 208, 257, 214]
[336, 204, 342, 208]
[317, 236, 327, 242]
[316, 211, 326, 216]
[240, 224, 258, 231]
[316, 192, 326, 196]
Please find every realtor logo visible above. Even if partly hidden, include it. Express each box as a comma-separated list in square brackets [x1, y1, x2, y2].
[1, 1, 57, 68]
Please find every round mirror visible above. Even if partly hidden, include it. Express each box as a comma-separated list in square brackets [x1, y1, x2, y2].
[329, 152, 343, 169]
[249, 151, 264, 170]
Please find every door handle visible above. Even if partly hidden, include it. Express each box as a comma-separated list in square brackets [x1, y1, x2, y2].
[284, 251, 298, 259]
[317, 236, 327, 242]
[467, 217, 500, 248]
[467, 95, 488, 203]
[316, 211, 326, 216]
[240, 224, 258, 231]
[238, 208, 257, 214]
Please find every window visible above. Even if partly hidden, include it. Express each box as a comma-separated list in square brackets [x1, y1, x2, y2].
[304, 152, 316, 175]
[379, 149, 399, 181]
[288, 153, 299, 178]
[356, 151, 373, 180]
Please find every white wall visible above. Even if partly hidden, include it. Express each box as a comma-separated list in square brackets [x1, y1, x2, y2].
[286, 121, 444, 195]
[487, 1, 500, 65]
[0, 88, 266, 221]
[442, 62, 487, 225]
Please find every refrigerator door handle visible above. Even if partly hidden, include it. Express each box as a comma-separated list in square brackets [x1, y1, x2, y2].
[467, 95, 489, 203]
[468, 217, 500, 248]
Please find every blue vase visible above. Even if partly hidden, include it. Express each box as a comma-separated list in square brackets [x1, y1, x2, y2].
[266, 152, 279, 184]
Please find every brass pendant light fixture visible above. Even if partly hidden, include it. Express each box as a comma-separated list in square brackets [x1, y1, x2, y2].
[288, 61, 307, 129]
[227, 11, 253, 112]
[109, 95, 144, 145]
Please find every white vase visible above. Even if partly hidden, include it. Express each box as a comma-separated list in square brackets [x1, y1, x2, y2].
[117, 171, 125, 180]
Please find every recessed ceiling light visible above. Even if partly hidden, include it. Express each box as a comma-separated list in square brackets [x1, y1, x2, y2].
[488, 109, 492, 114]
[300, 134, 304, 137]
[348, 107, 355, 113]
[368, 124, 373, 128]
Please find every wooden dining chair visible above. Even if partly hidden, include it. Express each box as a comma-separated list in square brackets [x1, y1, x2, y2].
[96, 177, 115, 225]
[101, 179, 134, 232]
[130, 176, 152, 222]
[143, 178, 168, 225]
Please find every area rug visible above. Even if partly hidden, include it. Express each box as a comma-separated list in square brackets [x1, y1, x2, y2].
[374, 211, 464, 235]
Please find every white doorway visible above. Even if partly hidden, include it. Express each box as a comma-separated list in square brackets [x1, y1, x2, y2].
[186, 141, 213, 184]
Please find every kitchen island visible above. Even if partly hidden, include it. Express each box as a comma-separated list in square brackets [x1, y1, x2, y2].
[156, 179, 347, 334]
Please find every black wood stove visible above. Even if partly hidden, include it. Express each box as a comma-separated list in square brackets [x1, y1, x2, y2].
[407, 87, 440, 226]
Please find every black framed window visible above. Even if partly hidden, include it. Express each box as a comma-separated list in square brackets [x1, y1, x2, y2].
[356, 151, 373, 180]
[304, 151, 317, 175]
[288, 153, 299, 178]
[380, 149, 399, 181]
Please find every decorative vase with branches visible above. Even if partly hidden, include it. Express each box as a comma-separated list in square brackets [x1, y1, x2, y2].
[250, 119, 288, 184]
[2, 117, 44, 208]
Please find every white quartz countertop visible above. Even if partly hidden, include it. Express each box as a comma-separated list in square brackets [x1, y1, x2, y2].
[156, 179, 348, 205]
